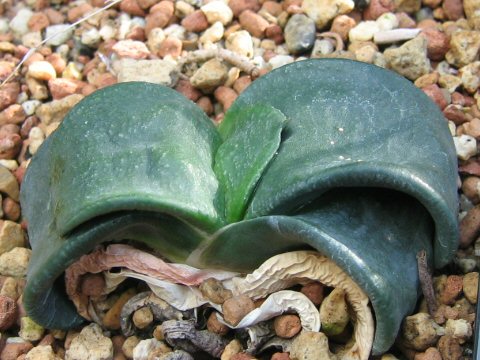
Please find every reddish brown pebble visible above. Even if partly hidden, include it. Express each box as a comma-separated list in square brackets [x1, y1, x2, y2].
[0, 134, 22, 160]
[300, 282, 325, 306]
[20, 116, 39, 139]
[420, 28, 450, 61]
[44, 8, 65, 24]
[271, 353, 292, 360]
[158, 37, 182, 58]
[48, 78, 84, 100]
[233, 76, 252, 94]
[442, 0, 464, 21]
[396, 12, 416, 28]
[126, 26, 146, 42]
[363, 0, 395, 20]
[175, 79, 202, 102]
[239, 10, 269, 38]
[229, 0, 260, 17]
[414, 347, 442, 360]
[265, 24, 284, 44]
[331, 15, 356, 41]
[0, 83, 20, 112]
[422, 84, 448, 109]
[3, 198, 20, 221]
[82, 84, 97, 97]
[222, 295, 256, 326]
[439, 275, 463, 305]
[214, 86, 238, 111]
[434, 304, 459, 324]
[196, 96, 214, 115]
[459, 205, 480, 247]
[437, 335, 462, 360]
[38, 333, 55, 347]
[94, 73, 117, 89]
[67, 2, 93, 22]
[0, 342, 33, 360]
[80, 273, 105, 297]
[46, 53, 66, 75]
[199, 278, 232, 304]
[145, 12, 171, 35]
[181, 10, 209, 32]
[27, 12, 50, 31]
[443, 105, 467, 125]
[231, 353, 255, 360]
[0, 295, 17, 331]
[207, 311, 230, 335]
[120, 0, 146, 17]
[274, 314, 302, 338]
[0, 104, 26, 125]
[462, 176, 480, 204]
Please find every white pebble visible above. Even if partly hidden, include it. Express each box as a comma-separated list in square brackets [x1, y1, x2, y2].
[226, 30, 254, 58]
[9, 8, 33, 37]
[445, 319, 472, 342]
[199, 21, 224, 44]
[201, 1, 233, 25]
[81, 27, 101, 46]
[45, 24, 73, 46]
[349, 21, 380, 42]
[376, 12, 399, 31]
[99, 24, 116, 41]
[164, 24, 186, 40]
[28, 61, 57, 81]
[22, 100, 42, 116]
[0, 19, 9, 34]
[448, 121, 456, 136]
[374, 28, 421, 45]
[453, 135, 477, 160]
[118, 13, 132, 40]
[22, 31, 42, 48]
[312, 39, 334, 56]
[0, 160, 18, 171]
[269, 55, 295, 69]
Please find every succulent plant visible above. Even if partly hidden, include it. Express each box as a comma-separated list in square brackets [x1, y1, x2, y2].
[21, 59, 458, 355]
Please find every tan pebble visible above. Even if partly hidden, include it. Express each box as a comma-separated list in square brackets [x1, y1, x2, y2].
[214, 86, 238, 111]
[445, 318, 472, 343]
[190, 59, 228, 92]
[1, 197, 21, 221]
[221, 339, 243, 360]
[27, 12, 50, 32]
[433, 304, 459, 325]
[103, 288, 137, 330]
[262, 1, 283, 16]
[459, 205, 480, 247]
[28, 61, 57, 81]
[80, 273, 105, 297]
[1, 276, 23, 300]
[401, 313, 439, 351]
[453, 297, 475, 321]
[439, 275, 463, 305]
[25, 345, 55, 360]
[273, 314, 302, 338]
[300, 282, 324, 306]
[35, 94, 84, 125]
[26, 76, 49, 100]
[67, 3, 93, 22]
[0, 83, 20, 111]
[0, 294, 16, 331]
[113, 40, 150, 59]
[442, 0, 464, 20]
[396, 12, 416, 28]
[0, 247, 30, 277]
[462, 272, 478, 304]
[437, 335, 462, 360]
[231, 353, 255, 360]
[20, 316, 45, 342]
[222, 295, 255, 326]
[363, 0, 394, 20]
[120, 0, 146, 17]
[0, 61, 14, 81]
[0, 104, 26, 125]
[225, 67, 241, 88]
[122, 336, 140, 359]
[290, 331, 332, 360]
[153, 325, 164, 340]
[443, 105, 467, 125]
[414, 347, 442, 360]
[0, 342, 33, 360]
[65, 323, 113, 360]
[207, 311, 230, 335]
[414, 72, 439, 88]
[181, 10, 209, 32]
[196, 96, 214, 115]
[271, 353, 291, 360]
[331, 15, 356, 41]
[446, 31, 480, 68]
[421, 84, 448, 110]
[229, 0, 260, 17]
[158, 37, 182, 58]
[438, 74, 461, 93]
[132, 307, 153, 329]
[175, 79, 202, 101]
[460, 118, 480, 138]
[239, 10, 269, 38]
[420, 28, 449, 61]
[199, 277, 232, 304]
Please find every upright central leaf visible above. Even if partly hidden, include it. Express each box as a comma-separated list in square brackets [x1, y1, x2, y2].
[214, 105, 287, 223]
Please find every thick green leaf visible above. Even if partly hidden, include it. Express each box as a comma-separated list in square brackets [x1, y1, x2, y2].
[215, 105, 287, 222]
[228, 59, 458, 269]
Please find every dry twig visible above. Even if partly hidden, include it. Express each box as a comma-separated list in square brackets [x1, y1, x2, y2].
[417, 249, 438, 316]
